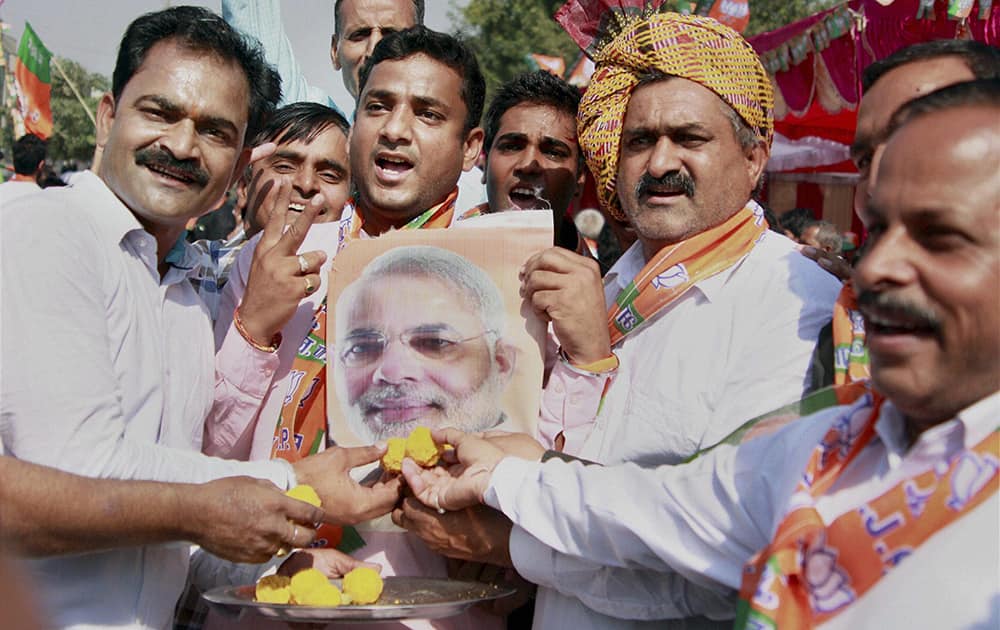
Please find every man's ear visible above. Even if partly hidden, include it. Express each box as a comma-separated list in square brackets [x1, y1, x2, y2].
[95, 92, 116, 151]
[235, 169, 250, 215]
[745, 141, 769, 193]
[330, 35, 342, 71]
[574, 166, 586, 199]
[461, 127, 485, 172]
[493, 340, 517, 386]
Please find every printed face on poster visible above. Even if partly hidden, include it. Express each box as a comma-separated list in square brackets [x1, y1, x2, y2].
[326, 214, 552, 447]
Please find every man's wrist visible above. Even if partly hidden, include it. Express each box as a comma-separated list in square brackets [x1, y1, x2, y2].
[234, 305, 281, 353]
[558, 347, 619, 376]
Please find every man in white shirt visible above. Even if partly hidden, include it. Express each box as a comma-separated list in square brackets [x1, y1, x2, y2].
[398, 12, 839, 630]
[0, 133, 45, 205]
[402, 78, 1000, 630]
[0, 8, 400, 629]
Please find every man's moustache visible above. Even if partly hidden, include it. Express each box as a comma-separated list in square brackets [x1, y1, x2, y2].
[359, 384, 444, 412]
[857, 290, 942, 333]
[635, 171, 695, 199]
[134, 147, 209, 186]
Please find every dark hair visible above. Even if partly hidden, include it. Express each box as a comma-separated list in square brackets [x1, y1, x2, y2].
[111, 5, 281, 142]
[778, 207, 817, 239]
[862, 40, 1000, 93]
[887, 78, 1000, 136]
[483, 71, 581, 153]
[251, 102, 350, 147]
[334, 0, 424, 36]
[12, 133, 46, 175]
[357, 26, 485, 133]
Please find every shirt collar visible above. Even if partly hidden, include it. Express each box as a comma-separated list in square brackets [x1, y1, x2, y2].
[77, 170, 205, 282]
[602, 225, 763, 305]
[875, 391, 999, 467]
[75, 170, 147, 246]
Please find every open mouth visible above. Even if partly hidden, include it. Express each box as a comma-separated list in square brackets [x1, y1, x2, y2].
[861, 305, 939, 351]
[288, 202, 306, 213]
[507, 185, 550, 210]
[374, 153, 414, 183]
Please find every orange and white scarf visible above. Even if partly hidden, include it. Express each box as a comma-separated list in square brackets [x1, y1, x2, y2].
[607, 201, 767, 346]
[736, 394, 999, 628]
[831, 282, 870, 386]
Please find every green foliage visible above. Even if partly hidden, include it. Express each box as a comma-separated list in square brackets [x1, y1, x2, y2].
[452, 0, 844, 108]
[450, 0, 581, 115]
[46, 57, 108, 163]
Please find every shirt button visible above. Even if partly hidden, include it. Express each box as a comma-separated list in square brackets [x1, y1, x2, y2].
[552, 382, 564, 394]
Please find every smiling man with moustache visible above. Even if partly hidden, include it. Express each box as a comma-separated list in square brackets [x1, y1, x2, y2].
[332, 246, 515, 443]
[395, 12, 841, 630]
[0, 7, 401, 629]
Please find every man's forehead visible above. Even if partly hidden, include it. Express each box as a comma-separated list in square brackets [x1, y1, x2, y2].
[123, 40, 250, 126]
[876, 107, 1000, 206]
[622, 77, 727, 127]
[498, 103, 577, 139]
[859, 57, 975, 131]
[346, 275, 480, 323]
[339, 0, 416, 29]
[363, 54, 463, 103]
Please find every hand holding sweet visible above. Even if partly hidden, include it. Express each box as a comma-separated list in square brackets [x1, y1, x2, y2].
[292, 445, 403, 526]
[399, 428, 507, 512]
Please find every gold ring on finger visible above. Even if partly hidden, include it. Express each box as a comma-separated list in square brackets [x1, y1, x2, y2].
[304, 276, 316, 295]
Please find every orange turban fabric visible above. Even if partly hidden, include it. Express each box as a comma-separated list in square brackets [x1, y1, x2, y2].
[578, 13, 774, 220]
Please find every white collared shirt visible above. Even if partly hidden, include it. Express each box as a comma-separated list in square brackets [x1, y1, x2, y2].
[489, 392, 1000, 628]
[1, 171, 295, 630]
[528, 228, 842, 628]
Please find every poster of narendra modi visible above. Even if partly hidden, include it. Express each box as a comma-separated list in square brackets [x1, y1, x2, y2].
[327, 211, 551, 448]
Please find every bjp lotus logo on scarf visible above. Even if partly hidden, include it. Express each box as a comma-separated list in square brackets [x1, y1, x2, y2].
[947, 450, 999, 511]
[652, 264, 689, 290]
[803, 539, 855, 613]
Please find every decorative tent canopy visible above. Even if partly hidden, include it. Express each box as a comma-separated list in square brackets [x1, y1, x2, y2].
[749, 0, 999, 172]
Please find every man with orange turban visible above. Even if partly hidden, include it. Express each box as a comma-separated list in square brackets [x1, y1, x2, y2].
[514, 9, 842, 629]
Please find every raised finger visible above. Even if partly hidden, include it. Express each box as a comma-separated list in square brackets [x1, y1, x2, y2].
[337, 443, 389, 470]
[260, 177, 293, 251]
[279, 193, 327, 254]
[295, 250, 327, 275]
[249, 141, 277, 165]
